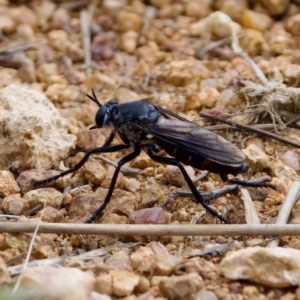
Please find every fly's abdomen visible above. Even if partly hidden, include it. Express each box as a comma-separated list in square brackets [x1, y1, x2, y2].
[159, 139, 247, 176]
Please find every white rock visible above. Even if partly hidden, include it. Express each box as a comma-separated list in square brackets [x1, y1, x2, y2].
[120, 31, 138, 54]
[281, 150, 300, 172]
[139, 177, 165, 208]
[94, 274, 113, 295]
[114, 87, 140, 104]
[270, 159, 300, 182]
[163, 165, 195, 187]
[90, 291, 112, 300]
[0, 256, 11, 284]
[24, 188, 64, 209]
[159, 272, 203, 300]
[131, 242, 182, 276]
[0, 171, 20, 197]
[130, 245, 155, 271]
[206, 11, 242, 38]
[19, 266, 95, 300]
[129, 207, 169, 224]
[0, 85, 76, 171]
[109, 270, 140, 297]
[242, 144, 270, 172]
[190, 11, 241, 38]
[121, 177, 141, 193]
[2, 193, 29, 215]
[197, 289, 217, 300]
[221, 247, 300, 287]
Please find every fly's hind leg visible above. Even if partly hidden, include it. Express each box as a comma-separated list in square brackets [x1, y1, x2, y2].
[220, 174, 277, 190]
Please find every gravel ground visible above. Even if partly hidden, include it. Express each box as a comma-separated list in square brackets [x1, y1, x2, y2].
[1, 0, 300, 299]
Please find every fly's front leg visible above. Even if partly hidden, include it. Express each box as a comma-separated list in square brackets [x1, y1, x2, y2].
[220, 174, 277, 190]
[35, 144, 130, 185]
[147, 149, 230, 224]
[86, 144, 141, 223]
[102, 129, 116, 147]
[80, 130, 116, 155]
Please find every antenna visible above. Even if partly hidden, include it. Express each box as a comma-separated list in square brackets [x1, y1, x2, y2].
[86, 89, 102, 107]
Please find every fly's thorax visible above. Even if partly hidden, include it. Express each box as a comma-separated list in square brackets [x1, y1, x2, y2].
[140, 133, 157, 147]
[116, 101, 159, 125]
[117, 122, 143, 143]
[118, 121, 159, 148]
[114, 101, 160, 144]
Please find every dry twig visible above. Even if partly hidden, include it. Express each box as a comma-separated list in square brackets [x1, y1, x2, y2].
[0, 41, 46, 55]
[8, 242, 139, 276]
[60, 0, 89, 9]
[25, 204, 43, 217]
[80, 7, 92, 76]
[200, 112, 300, 150]
[175, 171, 209, 193]
[6, 253, 27, 267]
[68, 184, 93, 194]
[94, 154, 141, 175]
[197, 34, 244, 59]
[231, 28, 268, 85]
[240, 187, 260, 224]
[2, 222, 300, 236]
[11, 201, 47, 295]
[204, 123, 283, 131]
[267, 182, 300, 247]
[188, 240, 242, 258]
[0, 214, 19, 220]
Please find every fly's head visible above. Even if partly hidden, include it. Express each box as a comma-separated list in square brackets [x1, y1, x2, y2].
[94, 100, 118, 128]
[87, 90, 118, 129]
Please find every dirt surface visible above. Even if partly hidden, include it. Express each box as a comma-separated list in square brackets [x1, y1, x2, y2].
[1, 0, 300, 299]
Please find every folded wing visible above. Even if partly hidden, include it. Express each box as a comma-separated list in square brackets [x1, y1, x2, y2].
[138, 117, 246, 166]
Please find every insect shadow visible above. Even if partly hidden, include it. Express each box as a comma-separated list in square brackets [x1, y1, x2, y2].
[35, 90, 276, 224]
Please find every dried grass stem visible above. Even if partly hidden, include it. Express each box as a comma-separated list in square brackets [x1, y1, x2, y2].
[2, 223, 300, 236]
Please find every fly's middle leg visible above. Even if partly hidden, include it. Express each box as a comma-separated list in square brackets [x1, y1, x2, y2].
[147, 149, 230, 224]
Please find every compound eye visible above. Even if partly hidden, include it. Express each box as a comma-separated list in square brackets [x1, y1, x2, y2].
[95, 106, 108, 127]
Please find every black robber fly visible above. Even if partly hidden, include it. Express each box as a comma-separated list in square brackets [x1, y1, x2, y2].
[36, 90, 275, 224]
